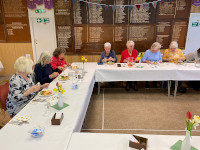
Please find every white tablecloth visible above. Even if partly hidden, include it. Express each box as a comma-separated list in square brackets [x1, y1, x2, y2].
[67, 133, 200, 150]
[95, 63, 200, 82]
[0, 63, 97, 150]
[0, 61, 3, 72]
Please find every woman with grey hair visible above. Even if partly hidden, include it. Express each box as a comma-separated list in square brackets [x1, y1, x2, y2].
[7, 56, 49, 116]
[142, 42, 162, 63]
[34, 51, 59, 84]
[100, 42, 117, 63]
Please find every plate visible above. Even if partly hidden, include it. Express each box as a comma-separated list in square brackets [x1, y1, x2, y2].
[58, 76, 70, 81]
[13, 115, 32, 122]
[38, 90, 55, 97]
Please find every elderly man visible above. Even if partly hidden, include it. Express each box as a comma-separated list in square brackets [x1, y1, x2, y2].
[100, 42, 117, 63]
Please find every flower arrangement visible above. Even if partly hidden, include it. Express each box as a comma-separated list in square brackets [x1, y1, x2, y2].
[186, 111, 200, 136]
[53, 82, 65, 94]
[81, 56, 88, 64]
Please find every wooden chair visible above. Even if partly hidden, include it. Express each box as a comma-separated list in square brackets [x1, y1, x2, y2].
[0, 80, 9, 110]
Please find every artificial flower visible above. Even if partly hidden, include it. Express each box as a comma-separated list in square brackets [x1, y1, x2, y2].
[187, 111, 192, 119]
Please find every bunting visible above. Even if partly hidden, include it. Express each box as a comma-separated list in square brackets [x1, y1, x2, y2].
[120, 6, 125, 12]
[128, 5, 133, 11]
[112, 6, 116, 12]
[136, 5, 141, 10]
[27, 0, 36, 9]
[96, 4, 100, 10]
[161, 0, 165, 6]
[152, 1, 158, 8]
[104, 5, 109, 11]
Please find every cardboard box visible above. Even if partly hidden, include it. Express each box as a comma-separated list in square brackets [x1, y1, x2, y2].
[129, 135, 148, 150]
[51, 113, 64, 125]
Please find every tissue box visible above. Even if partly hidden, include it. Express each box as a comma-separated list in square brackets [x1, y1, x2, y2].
[129, 135, 148, 150]
[51, 113, 64, 125]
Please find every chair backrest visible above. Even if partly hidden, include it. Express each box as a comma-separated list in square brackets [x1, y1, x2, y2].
[0, 81, 9, 110]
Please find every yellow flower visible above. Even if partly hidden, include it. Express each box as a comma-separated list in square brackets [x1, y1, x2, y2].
[85, 59, 88, 62]
[137, 57, 141, 61]
[53, 88, 57, 92]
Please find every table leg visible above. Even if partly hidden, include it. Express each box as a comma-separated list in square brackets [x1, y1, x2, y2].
[168, 80, 171, 97]
[98, 82, 100, 95]
[174, 81, 178, 98]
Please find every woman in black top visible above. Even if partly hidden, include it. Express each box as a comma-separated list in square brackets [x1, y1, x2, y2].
[34, 51, 59, 84]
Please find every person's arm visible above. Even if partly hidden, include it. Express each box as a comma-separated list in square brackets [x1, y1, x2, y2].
[51, 57, 58, 70]
[142, 51, 148, 62]
[159, 51, 162, 62]
[9, 79, 40, 104]
[179, 49, 185, 61]
[120, 51, 124, 63]
[34, 65, 51, 84]
[100, 52, 105, 63]
[112, 50, 117, 63]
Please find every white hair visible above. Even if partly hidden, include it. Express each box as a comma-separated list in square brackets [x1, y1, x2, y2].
[169, 41, 178, 49]
[151, 42, 161, 50]
[126, 40, 135, 47]
[14, 56, 34, 74]
[104, 42, 111, 49]
[37, 51, 52, 66]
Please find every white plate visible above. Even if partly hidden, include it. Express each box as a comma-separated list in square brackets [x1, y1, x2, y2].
[38, 90, 55, 97]
[13, 116, 32, 122]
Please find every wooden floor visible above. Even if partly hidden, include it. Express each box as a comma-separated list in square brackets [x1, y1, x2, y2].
[82, 86, 200, 136]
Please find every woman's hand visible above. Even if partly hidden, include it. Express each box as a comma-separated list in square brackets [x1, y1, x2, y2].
[103, 58, 107, 63]
[41, 83, 49, 89]
[57, 66, 65, 71]
[108, 57, 115, 62]
[145, 60, 151, 63]
[123, 58, 128, 63]
[50, 72, 59, 78]
[24, 85, 41, 97]
[178, 57, 185, 61]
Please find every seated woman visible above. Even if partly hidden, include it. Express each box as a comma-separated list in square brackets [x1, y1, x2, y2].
[100, 42, 117, 63]
[163, 41, 186, 93]
[185, 48, 200, 62]
[142, 42, 162, 63]
[163, 41, 185, 62]
[6, 56, 49, 117]
[34, 51, 59, 85]
[51, 47, 70, 73]
[185, 48, 200, 90]
[120, 40, 138, 91]
[142, 42, 162, 88]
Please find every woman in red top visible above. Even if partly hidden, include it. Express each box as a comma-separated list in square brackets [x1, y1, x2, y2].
[120, 40, 138, 91]
[51, 48, 70, 73]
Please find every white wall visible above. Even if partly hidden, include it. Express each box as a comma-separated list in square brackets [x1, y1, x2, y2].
[28, 4, 57, 63]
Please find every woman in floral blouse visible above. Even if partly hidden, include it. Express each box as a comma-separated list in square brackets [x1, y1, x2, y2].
[6, 56, 49, 117]
[162, 41, 185, 62]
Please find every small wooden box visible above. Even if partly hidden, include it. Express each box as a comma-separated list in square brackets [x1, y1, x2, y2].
[129, 135, 148, 150]
[51, 113, 64, 125]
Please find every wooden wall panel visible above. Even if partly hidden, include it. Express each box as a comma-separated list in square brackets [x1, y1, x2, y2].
[0, 43, 33, 76]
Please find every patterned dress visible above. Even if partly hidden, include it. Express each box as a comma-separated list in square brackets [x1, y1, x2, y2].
[6, 73, 37, 117]
[162, 49, 185, 62]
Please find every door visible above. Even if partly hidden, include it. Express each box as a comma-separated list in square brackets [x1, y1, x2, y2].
[30, 17, 57, 62]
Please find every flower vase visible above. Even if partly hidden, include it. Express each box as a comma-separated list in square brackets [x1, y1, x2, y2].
[139, 59, 141, 67]
[82, 63, 85, 76]
[181, 129, 191, 150]
[58, 92, 63, 108]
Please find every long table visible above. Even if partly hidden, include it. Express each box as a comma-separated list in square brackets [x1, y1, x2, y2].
[67, 132, 200, 150]
[1, 62, 200, 150]
[0, 63, 97, 150]
[95, 63, 200, 97]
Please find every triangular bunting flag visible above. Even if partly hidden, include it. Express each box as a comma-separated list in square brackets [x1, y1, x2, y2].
[136, 5, 140, 10]
[169, 0, 173, 3]
[152, 1, 157, 8]
[104, 5, 109, 11]
[129, 5, 133, 11]
[143, 3, 149, 10]
[120, 5, 125, 12]
[112, 6, 116, 12]
[80, 1, 84, 6]
[161, 0, 165, 6]
[88, 2, 92, 8]
[96, 4, 100, 10]
[64, 0, 67, 2]
[72, 0, 76, 4]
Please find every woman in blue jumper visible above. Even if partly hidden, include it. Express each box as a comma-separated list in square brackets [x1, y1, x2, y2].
[34, 51, 59, 85]
[142, 42, 162, 88]
[100, 42, 117, 63]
